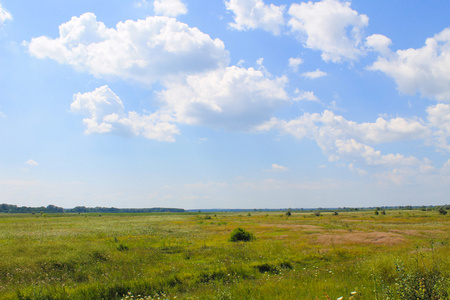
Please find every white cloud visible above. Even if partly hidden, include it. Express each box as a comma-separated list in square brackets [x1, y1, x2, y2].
[293, 89, 319, 102]
[225, 0, 285, 35]
[288, 57, 303, 72]
[370, 28, 450, 102]
[294, 110, 428, 144]
[427, 103, 450, 151]
[154, 0, 187, 17]
[260, 110, 430, 144]
[71, 85, 125, 134]
[357, 116, 430, 144]
[365, 34, 392, 56]
[301, 69, 327, 79]
[288, 0, 368, 63]
[257, 110, 430, 172]
[0, 4, 12, 28]
[270, 163, 288, 172]
[71, 85, 179, 142]
[334, 138, 420, 167]
[28, 13, 229, 85]
[158, 66, 289, 130]
[25, 159, 39, 166]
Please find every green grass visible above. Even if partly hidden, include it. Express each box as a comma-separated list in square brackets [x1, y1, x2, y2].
[0, 210, 448, 299]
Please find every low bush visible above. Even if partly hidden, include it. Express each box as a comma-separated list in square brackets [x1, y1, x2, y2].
[229, 227, 254, 242]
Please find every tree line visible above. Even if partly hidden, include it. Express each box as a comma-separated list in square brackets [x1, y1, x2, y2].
[0, 203, 185, 214]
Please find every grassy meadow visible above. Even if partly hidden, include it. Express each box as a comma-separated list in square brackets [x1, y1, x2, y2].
[0, 210, 448, 299]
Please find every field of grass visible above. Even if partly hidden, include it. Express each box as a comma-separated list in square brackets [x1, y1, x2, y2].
[0, 210, 448, 299]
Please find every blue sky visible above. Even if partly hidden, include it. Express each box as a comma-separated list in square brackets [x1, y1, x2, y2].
[1, 0, 450, 209]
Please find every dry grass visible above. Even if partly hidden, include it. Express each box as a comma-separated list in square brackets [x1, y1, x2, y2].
[313, 231, 405, 246]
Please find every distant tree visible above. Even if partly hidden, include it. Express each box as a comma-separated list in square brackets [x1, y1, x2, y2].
[438, 206, 447, 215]
[375, 210, 379, 215]
[286, 209, 292, 217]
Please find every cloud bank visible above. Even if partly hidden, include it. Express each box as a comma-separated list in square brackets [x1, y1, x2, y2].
[28, 13, 229, 84]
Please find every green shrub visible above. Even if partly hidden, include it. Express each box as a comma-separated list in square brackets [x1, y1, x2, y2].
[254, 263, 278, 274]
[229, 227, 254, 242]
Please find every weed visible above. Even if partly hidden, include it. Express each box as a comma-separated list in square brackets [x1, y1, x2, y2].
[114, 237, 129, 251]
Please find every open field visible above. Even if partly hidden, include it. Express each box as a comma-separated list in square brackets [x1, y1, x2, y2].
[0, 210, 448, 299]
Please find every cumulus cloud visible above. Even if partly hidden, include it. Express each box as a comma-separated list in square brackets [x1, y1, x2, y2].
[27, 13, 229, 85]
[158, 66, 289, 130]
[278, 110, 429, 144]
[225, 0, 285, 35]
[154, 0, 187, 17]
[301, 69, 327, 79]
[71, 85, 179, 142]
[257, 110, 430, 171]
[293, 89, 319, 102]
[288, 0, 368, 63]
[288, 57, 303, 72]
[0, 4, 12, 28]
[334, 138, 420, 167]
[370, 28, 450, 102]
[365, 34, 392, 56]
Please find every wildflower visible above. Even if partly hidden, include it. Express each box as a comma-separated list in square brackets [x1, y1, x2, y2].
[337, 297, 343, 300]
[350, 291, 357, 295]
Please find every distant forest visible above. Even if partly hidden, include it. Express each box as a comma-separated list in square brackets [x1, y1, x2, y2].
[0, 203, 184, 214]
[1, 203, 448, 214]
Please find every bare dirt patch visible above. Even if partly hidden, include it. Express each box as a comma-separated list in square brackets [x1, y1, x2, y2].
[260, 224, 321, 231]
[390, 229, 421, 236]
[259, 224, 323, 235]
[313, 231, 405, 246]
